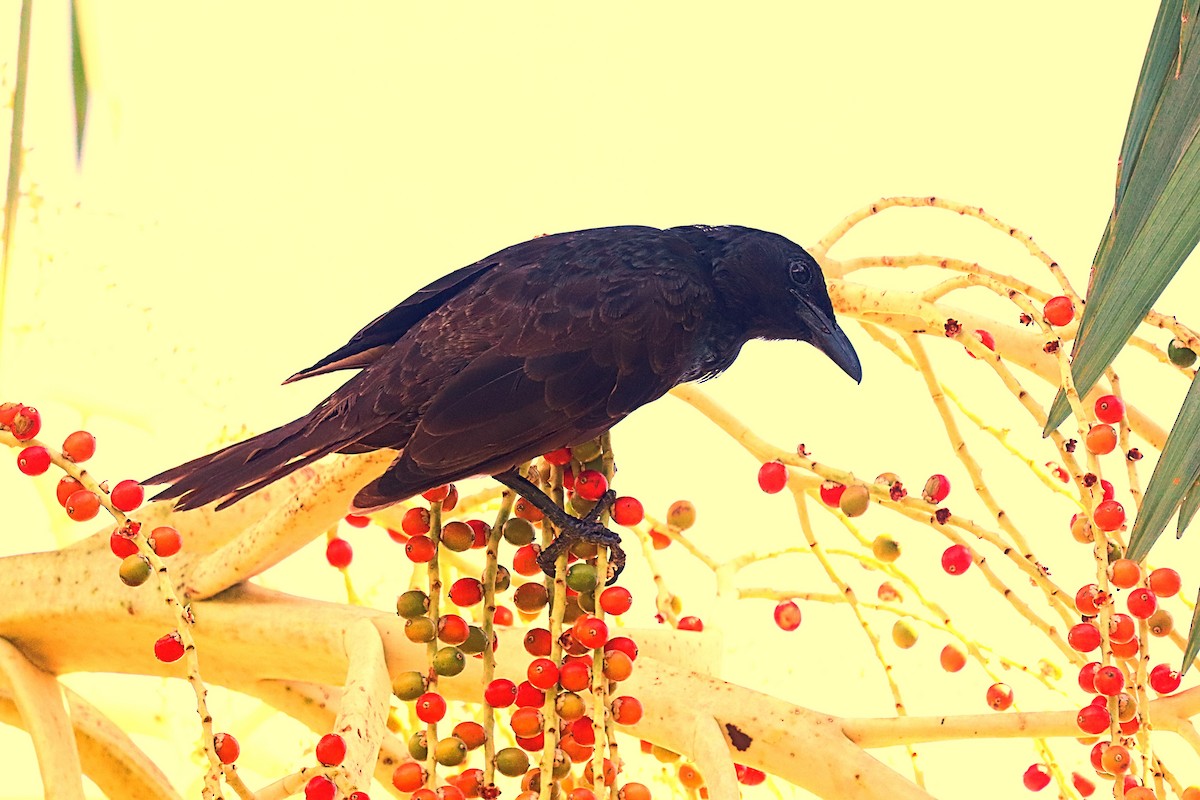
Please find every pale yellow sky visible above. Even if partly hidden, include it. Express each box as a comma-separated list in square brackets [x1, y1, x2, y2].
[3, 3, 1200, 798]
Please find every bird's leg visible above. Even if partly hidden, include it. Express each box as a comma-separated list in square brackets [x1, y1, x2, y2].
[492, 469, 625, 584]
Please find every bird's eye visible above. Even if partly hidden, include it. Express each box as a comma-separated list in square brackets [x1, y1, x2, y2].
[788, 259, 813, 286]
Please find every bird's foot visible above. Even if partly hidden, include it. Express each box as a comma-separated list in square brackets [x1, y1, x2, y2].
[537, 490, 625, 584]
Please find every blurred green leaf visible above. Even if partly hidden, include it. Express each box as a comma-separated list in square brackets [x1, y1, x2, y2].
[1183, 586, 1200, 675]
[1044, 0, 1200, 434]
[1178, 475, 1200, 537]
[1126, 373, 1200, 562]
[70, 0, 88, 162]
[1, 0, 32, 358]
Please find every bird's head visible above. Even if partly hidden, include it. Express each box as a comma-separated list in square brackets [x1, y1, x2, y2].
[709, 227, 862, 383]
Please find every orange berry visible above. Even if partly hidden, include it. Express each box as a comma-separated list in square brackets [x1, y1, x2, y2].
[1085, 424, 1117, 455]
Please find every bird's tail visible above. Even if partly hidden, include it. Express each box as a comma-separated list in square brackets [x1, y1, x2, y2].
[145, 412, 354, 511]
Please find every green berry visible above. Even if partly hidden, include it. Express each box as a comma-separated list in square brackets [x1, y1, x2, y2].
[871, 535, 901, 562]
[892, 620, 918, 649]
[119, 554, 152, 587]
[1168, 338, 1197, 367]
[667, 500, 697, 530]
[433, 646, 466, 677]
[494, 747, 530, 777]
[566, 563, 599, 593]
[404, 616, 436, 643]
[435, 736, 468, 767]
[396, 590, 430, 618]
[394, 671, 428, 701]
[839, 484, 870, 517]
[407, 730, 428, 760]
[503, 517, 536, 546]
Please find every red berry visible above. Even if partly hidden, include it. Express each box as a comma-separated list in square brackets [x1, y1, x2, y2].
[148, 526, 182, 557]
[401, 507, 431, 536]
[1093, 499, 1126, 531]
[405, 535, 436, 563]
[939, 644, 966, 672]
[734, 765, 766, 786]
[527, 658, 560, 690]
[773, 600, 802, 631]
[543, 447, 572, 465]
[648, 530, 670, 549]
[575, 470, 609, 502]
[523, 628, 552, 657]
[422, 484, 451, 502]
[1071, 772, 1095, 797]
[1100, 479, 1115, 500]
[56, 475, 83, 506]
[986, 682, 1013, 710]
[415, 692, 447, 723]
[392, 762, 427, 792]
[1126, 588, 1157, 619]
[65, 489, 100, 522]
[315, 732, 347, 766]
[677, 616, 703, 631]
[449, 578, 484, 607]
[305, 776, 336, 800]
[757, 460, 788, 494]
[484, 678, 517, 707]
[1095, 394, 1126, 424]
[512, 544, 542, 576]
[940, 544, 972, 575]
[514, 680, 545, 708]
[1093, 665, 1125, 695]
[1043, 295, 1075, 326]
[573, 615, 609, 649]
[1112, 636, 1140, 659]
[466, 518, 490, 548]
[1109, 613, 1135, 644]
[61, 430, 97, 462]
[1109, 558, 1142, 589]
[0, 402, 19, 426]
[109, 479, 144, 512]
[1149, 567, 1181, 597]
[509, 707, 544, 738]
[1150, 663, 1181, 694]
[1085, 424, 1117, 455]
[819, 481, 845, 507]
[604, 636, 638, 662]
[1078, 662, 1100, 693]
[1076, 703, 1111, 735]
[1075, 583, 1102, 615]
[214, 732, 240, 764]
[966, 329, 995, 358]
[438, 614, 469, 645]
[1068, 622, 1101, 652]
[16, 445, 51, 476]
[8, 405, 41, 441]
[110, 531, 139, 558]
[559, 659, 592, 692]
[611, 496, 644, 526]
[922, 474, 951, 504]
[326, 537, 353, 568]
[154, 631, 185, 662]
[344, 513, 370, 528]
[600, 586, 633, 616]
[610, 695, 642, 725]
[493, 605, 514, 626]
[1022, 763, 1051, 791]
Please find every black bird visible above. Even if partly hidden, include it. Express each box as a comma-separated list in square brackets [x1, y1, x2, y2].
[146, 225, 862, 577]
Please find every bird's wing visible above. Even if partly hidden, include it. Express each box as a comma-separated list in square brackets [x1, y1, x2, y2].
[351, 244, 712, 508]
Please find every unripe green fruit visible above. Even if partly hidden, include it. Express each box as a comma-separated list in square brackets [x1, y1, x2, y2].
[397, 590, 430, 618]
[839, 484, 870, 517]
[513, 582, 549, 613]
[433, 646, 466, 677]
[394, 671, 427, 701]
[460, 625, 489, 654]
[1169, 338, 1197, 367]
[435, 736, 467, 766]
[407, 730, 428, 760]
[119, 554, 151, 587]
[493, 564, 512, 592]
[441, 521, 474, 552]
[871, 535, 901, 562]
[404, 616, 436, 643]
[570, 494, 597, 516]
[566, 563, 599, 593]
[569, 438, 603, 463]
[667, 500, 697, 530]
[494, 746, 530, 776]
[503, 518, 536, 546]
[892, 620, 918, 649]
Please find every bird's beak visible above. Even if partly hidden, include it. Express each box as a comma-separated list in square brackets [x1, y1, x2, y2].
[795, 293, 863, 383]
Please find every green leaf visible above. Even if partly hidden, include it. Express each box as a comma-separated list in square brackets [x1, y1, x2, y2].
[1, 0, 32, 360]
[1182, 585, 1200, 675]
[70, 0, 89, 163]
[1044, 0, 1200, 434]
[1125, 373, 1200, 562]
[1178, 475, 1200, 537]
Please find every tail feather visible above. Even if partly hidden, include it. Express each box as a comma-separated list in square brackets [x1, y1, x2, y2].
[145, 416, 351, 511]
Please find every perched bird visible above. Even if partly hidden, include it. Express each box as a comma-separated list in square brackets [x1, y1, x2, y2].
[146, 225, 861, 575]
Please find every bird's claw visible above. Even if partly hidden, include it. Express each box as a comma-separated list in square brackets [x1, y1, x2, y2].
[537, 515, 626, 585]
